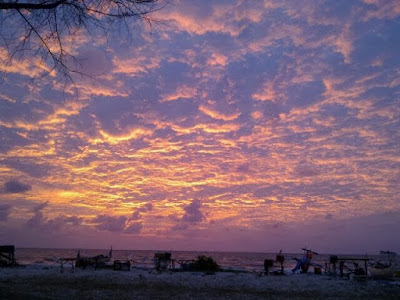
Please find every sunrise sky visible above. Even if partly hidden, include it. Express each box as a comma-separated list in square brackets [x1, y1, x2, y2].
[0, 0, 399, 253]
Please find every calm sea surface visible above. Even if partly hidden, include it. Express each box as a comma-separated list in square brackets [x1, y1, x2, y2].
[13, 248, 397, 272]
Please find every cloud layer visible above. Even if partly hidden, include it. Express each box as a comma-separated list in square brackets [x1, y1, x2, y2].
[0, 0, 399, 252]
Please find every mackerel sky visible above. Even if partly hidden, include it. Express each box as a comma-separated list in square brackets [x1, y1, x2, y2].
[0, 0, 399, 253]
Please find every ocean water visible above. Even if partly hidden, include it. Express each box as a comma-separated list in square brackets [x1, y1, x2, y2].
[12, 248, 397, 272]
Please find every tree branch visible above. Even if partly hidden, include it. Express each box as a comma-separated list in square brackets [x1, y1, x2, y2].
[0, 0, 170, 85]
[0, 1, 67, 10]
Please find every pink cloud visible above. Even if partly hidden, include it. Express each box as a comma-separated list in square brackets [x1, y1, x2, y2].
[363, 0, 400, 21]
[252, 81, 276, 102]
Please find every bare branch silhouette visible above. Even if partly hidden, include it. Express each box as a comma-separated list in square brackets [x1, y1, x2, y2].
[0, 0, 169, 83]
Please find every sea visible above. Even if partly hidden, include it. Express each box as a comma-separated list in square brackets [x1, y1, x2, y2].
[12, 248, 398, 272]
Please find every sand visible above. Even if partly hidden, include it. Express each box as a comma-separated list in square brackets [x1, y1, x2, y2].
[1, 266, 399, 299]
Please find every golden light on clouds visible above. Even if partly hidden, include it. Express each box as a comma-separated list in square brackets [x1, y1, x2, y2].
[0, 0, 399, 252]
[199, 104, 240, 121]
[162, 85, 197, 102]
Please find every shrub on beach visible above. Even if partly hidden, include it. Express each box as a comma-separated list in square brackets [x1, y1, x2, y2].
[192, 255, 220, 272]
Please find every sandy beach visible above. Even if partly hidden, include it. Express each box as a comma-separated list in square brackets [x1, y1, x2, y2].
[1, 266, 399, 299]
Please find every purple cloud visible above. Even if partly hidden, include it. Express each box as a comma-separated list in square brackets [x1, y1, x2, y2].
[124, 222, 143, 234]
[130, 203, 154, 221]
[131, 211, 141, 220]
[181, 200, 204, 223]
[142, 203, 153, 211]
[93, 215, 128, 232]
[236, 163, 251, 173]
[26, 214, 84, 233]
[3, 159, 50, 178]
[25, 211, 45, 228]
[295, 163, 321, 177]
[0, 204, 11, 222]
[4, 180, 31, 193]
[33, 202, 49, 213]
[25, 202, 83, 232]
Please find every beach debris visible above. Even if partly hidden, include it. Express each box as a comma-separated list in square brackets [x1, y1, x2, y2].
[264, 259, 274, 274]
[75, 247, 113, 269]
[176, 259, 196, 271]
[292, 248, 318, 274]
[0, 245, 16, 267]
[314, 266, 322, 275]
[379, 250, 397, 257]
[301, 248, 319, 255]
[113, 260, 131, 271]
[264, 250, 286, 275]
[324, 255, 339, 275]
[191, 255, 220, 272]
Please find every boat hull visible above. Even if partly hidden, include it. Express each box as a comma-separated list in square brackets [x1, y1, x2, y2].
[369, 267, 394, 279]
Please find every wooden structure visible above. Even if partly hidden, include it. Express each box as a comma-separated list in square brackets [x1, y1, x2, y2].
[324, 255, 338, 275]
[338, 257, 370, 278]
[264, 251, 285, 275]
[176, 259, 195, 271]
[324, 255, 369, 278]
[0, 245, 15, 267]
[154, 252, 173, 271]
[58, 257, 77, 272]
[275, 251, 285, 275]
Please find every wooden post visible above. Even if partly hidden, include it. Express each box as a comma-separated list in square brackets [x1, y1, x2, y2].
[339, 261, 344, 277]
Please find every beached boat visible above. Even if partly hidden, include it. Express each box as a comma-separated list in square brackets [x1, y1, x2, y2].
[369, 263, 394, 279]
[369, 251, 397, 279]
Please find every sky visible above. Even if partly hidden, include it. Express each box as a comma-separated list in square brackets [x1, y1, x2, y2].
[0, 0, 399, 254]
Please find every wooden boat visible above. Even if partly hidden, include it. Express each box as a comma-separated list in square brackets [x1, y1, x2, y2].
[369, 251, 397, 279]
[369, 263, 394, 278]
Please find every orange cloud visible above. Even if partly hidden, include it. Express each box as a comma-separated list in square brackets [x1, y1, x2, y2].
[251, 111, 263, 119]
[6, 140, 56, 157]
[113, 52, 161, 76]
[197, 123, 240, 133]
[199, 104, 240, 121]
[0, 48, 56, 78]
[0, 101, 87, 132]
[90, 128, 154, 145]
[64, 80, 130, 99]
[252, 81, 276, 101]
[161, 85, 197, 102]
